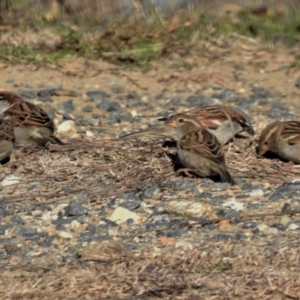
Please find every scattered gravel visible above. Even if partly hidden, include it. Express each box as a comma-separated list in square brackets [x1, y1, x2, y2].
[1, 51, 300, 298]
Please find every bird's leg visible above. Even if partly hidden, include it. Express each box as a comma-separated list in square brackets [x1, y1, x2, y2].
[176, 168, 196, 178]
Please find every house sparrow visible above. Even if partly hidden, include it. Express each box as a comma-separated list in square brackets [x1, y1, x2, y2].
[0, 101, 15, 163]
[166, 114, 235, 185]
[121, 105, 254, 145]
[258, 120, 300, 163]
[0, 91, 63, 146]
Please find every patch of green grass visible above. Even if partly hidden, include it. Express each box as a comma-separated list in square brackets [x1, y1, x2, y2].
[212, 258, 233, 272]
[0, 45, 74, 65]
[0, 3, 300, 68]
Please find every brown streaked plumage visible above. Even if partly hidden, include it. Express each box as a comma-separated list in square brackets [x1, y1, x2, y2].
[166, 114, 235, 185]
[0, 91, 63, 146]
[121, 105, 254, 145]
[0, 101, 14, 163]
[258, 120, 300, 163]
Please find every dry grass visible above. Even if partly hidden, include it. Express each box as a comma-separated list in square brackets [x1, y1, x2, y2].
[1, 116, 300, 299]
[1, 237, 300, 299]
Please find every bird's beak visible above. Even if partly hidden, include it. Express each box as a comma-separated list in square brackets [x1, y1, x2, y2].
[257, 146, 267, 156]
[245, 125, 255, 135]
[164, 120, 177, 127]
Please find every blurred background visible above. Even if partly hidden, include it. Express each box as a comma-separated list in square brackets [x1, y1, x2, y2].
[0, 0, 300, 67]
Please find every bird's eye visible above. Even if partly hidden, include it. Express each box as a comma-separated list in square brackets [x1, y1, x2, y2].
[264, 141, 268, 145]
[179, 118, 184, 123]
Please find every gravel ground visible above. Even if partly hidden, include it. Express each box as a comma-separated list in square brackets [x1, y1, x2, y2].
[0, 44, 300, 298]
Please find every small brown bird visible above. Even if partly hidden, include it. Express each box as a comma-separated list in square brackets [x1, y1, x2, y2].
[258, 120, 300, 163]
[0, 91, 63, 146]
[166, 114, 235, 185]
[0, 101, 15, 163]
[121, 105, 254, 145]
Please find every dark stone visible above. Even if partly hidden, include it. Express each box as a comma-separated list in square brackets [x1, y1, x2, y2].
[73, 192, 88, 205]
[216, 208, 239, 219]
[10, 204, 27, 213]
[185, 95, 212, 107]
[213, 182, 232, 190]
[213, 89, 237, 102]
[0, 210, 9, 219]
[92, 113, 101, 119]
[86, 224, 97, 234]
[87, 90, 110, 103]
[78, 232, 94, 243]
[203, 224, 218, 230]
[76, 117, 94, 126]
[162, 180, 198, 191]
[126, 91, 140, 101]
[82, 105, 94, 113]
[234, 231, 246, 239]
[37, 96, 53, 102]
[110, 193, 141, 211]
[271, 223, 286, 231]
[142, 185, 161, 199]
[105, 101, 122, 113]
[156, 111, 174, 119]
[209, 195, 228, 206]
[66, 202, 88, 217]
[52, 218, 73, 229]
[18, 90, 37, 100]
[242, 221, 260, 229]
[11, 215, 25, 225]
[269, 192, 285, 202]
[61, 100, 74, 113]
[121, 243, 138, 251]
[98, 218, 118, 230]
[170, 96, 186, 105]
[76, 215, 91, 223]
[277, 183, 300, 193]
[18, 227, 43, 240]
[145, 216, 172, 231]
[251, 86, 273, 98]
[0, 224, 13, 235]
[37, 236, 54, 247]
[164, 229, 187, 238]
[46, 108, 56, 119]
[37, 88, 56, 98]
[269, 183, 300, 201]
[242, 182, 253, 190]
[246, 202, 264, 210]
[213, 233, 232, 241]
[281, 203, 292, 212]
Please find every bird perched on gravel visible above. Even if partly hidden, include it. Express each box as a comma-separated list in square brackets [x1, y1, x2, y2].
[258, 120, 300, 163]
[0, 101, 14, 163]
[121, 105, 254, 145]
[0, 91, 63, 146]
[165, 114, 235, 185]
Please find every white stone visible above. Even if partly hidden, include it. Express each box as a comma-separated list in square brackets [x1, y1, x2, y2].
[1, 175, 19, 187]
[108, 207, 140, 224]
[256, 224, 278, 235]
[130, 110, 138, 117]
[222, 200, 245, 211]
[249, 189, 264, 197]
[41, 211, 51, 221]
[57, 120, 77, 137]
[165, 201, 214, 217]
[58, 231, 73, 239]
[86, 130, 94, 138]
[288, 223, 300, 230]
